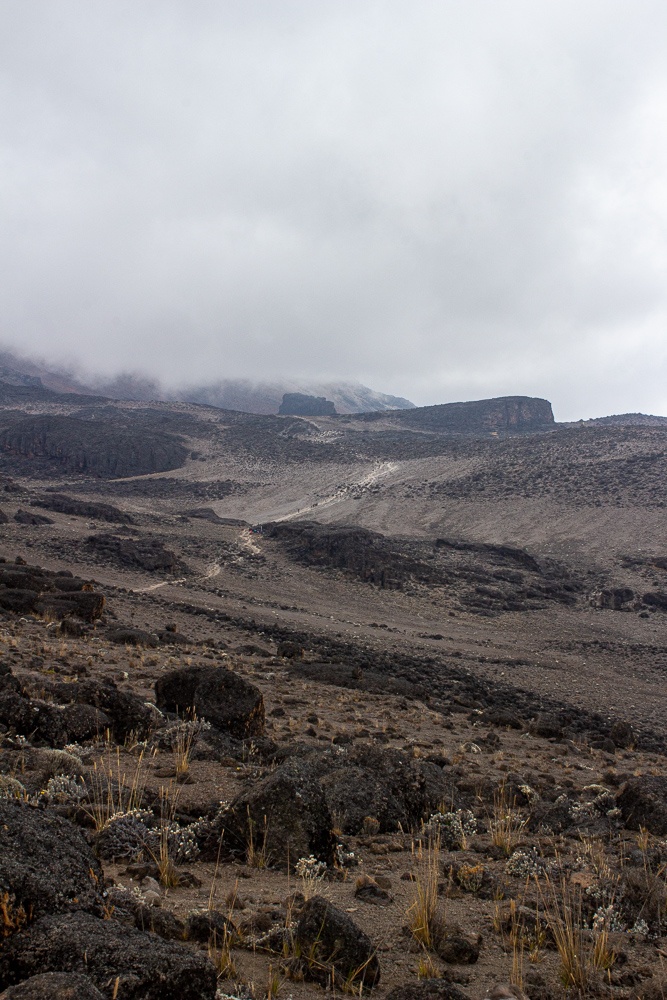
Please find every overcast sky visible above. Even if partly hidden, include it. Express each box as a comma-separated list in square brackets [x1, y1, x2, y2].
[1, 1, 666, 419]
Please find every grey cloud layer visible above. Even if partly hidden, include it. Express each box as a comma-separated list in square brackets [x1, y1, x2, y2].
[1, 0, 666, 419]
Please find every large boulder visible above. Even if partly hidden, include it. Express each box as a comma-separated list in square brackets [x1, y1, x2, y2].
[0, 800, 102, 925]
[0, 677, 69, 748]
[0, 972, 104, 1000]
[43, 678, 155, 742]
[268, 744, 453, 835]
[0, 674, 151, 746]
[294, 896, 380, 989]
[85, 534, 186, 574]
[203, 766, 336, 870]
[0, 912, 217, 1000]
[312, 744, 453, 833]
[107, 627, 159, 648]
[155, 665, 264, 739]
[617, 776, 667, 834]
[13, 510, 53, 526]
[203, 743, 451, 868]
[37, 590, 105, 623]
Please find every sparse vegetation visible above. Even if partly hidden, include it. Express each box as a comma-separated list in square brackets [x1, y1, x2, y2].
[2, 388, 667, 1000]
[490, 782, 528, 856]
[407, 834, 443, 951]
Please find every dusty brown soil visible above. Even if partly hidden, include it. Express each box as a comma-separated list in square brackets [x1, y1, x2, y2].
[2, 389, 667, 1000]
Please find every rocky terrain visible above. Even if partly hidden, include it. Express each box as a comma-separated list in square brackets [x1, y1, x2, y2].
[1, 382, 667, 1000]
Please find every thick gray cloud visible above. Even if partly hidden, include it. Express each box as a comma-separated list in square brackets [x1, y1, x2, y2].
[1, 0, 666, 419]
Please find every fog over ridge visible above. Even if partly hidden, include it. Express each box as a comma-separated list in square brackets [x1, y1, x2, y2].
[1, 1, 666, 421]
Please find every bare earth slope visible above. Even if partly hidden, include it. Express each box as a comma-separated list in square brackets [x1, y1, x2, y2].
[2, 385, 667, 1000]
[1, 384, 667, 743]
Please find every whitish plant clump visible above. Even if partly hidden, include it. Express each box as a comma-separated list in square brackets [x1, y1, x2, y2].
[150, 718, 211, 751]
[0, 775, 27, 801]
[38, 774, 87, 806]
[427, 808, 477, 849]
[295, 854, 328, 899]
[505, 848, 551, 878]
[96, 807, 202, 863]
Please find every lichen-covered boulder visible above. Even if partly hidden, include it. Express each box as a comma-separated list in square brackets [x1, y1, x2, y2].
[0, 972, 104, 1000]
[0, 800, 102, 926]
[294, 896, 380, 989]
[617, 776, 667, 835]
[0, 912, 217, 1000]
[155, 664, 264, 738]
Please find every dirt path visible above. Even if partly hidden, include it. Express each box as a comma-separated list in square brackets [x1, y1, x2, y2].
[271, 461, 399, 523]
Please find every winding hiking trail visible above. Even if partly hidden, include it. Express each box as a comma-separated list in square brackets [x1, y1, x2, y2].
[272, 461, 399, 523]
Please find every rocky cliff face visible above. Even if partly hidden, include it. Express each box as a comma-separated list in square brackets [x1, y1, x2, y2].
[381, 395, 555, 435]
[0, 415, 188, 477]
[278, 393, 337, 416]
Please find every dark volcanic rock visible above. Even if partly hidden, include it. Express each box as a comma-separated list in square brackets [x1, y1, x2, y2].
[107, 627, 159, 647]
[433, 926, 482, 964]
[266, 521, 583, 611]
[32, 493, 135, 524]
[0, 912, 217, 1000]
[0, 508, 8, 523]
[617, 776, 667, 834]
[184, 507, 248, 525]
[294, 896, 380, 989]
[642, 592, 667, 611]
[184, 908, 237, 943]
[0, 588, 40, 615]
[0, 414, 188, 477]
[0, 972, 105, 1000]
[43, 677, 155, 742]
[0, 671, 75, 746]
[266, 521, 435, 589]
[354, 875, 393, 905]
[379, 395, 554, 436]
[279, 392, 337, 416]
[155, 664, 264, 738]
[595, 587, 636, 610]
[529, 713, 564, 739]
[203, 765, 336, 869]
[13, 509, 53, 526]
[37, 590, 105, 623]
[205, 742, 449, 867]
[0, 800, 102, 925]
[312, 744, 453, 834]
[84, 534, 186, 573]
[0, 563, 104, 621]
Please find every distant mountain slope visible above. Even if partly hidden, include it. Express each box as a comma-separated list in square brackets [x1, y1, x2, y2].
[580, 413, 667, 427]
[173, 378, 414, 414]
[0, 349, 414, 414]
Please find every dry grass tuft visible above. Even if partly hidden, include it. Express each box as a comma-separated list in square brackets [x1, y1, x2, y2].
[539, 875, 615, 995]
[490, 782, 528, 856]
[407, 833, 444, 951]
[245, 807, 270, 869]
[85, 746, 148, 831]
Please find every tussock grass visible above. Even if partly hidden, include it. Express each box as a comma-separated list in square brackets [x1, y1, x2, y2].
[490, 782, 528, 857]
[538, 874, 615, 995]
[245, 807, 270, 869]
[407, 833, 443, 951]
[85, 746, 148, 831]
